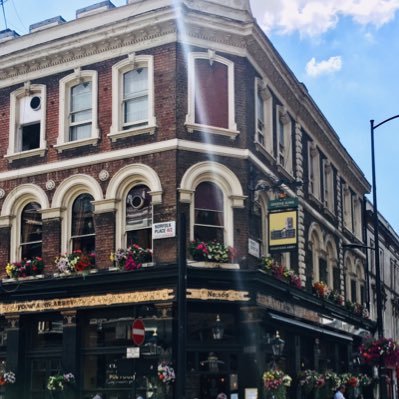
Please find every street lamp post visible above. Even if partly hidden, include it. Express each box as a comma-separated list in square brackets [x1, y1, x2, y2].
[370, 115, 399, 399]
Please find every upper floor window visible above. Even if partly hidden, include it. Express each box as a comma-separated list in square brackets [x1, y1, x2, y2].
[6, 82, 47, 161]
[57, 69, 99, 151]
[21, 202, 42, 259]
[125, 185, 152, 249]
[71, 194, 95, 253]
[342, 183, 353, 231]
[276, 106, 293, 174]
[194, 182, 224, 242]
[109, 54, 156, 141]
[323, 160, 334, 212]
[308, 142, 321, 200]
[353, 196, 362, 238]
[186, 51, 238, 139]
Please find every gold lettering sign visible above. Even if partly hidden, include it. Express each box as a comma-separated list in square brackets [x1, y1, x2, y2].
[187, 288, 250, 302]
[0, 289, 174, 315]
[257, 293, 319, 323]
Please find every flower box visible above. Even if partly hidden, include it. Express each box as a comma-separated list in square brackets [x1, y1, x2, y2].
[110, 245, 152, 270]
[55, 250, 96, 275]
[189, 260, 239, 269]
[5, 257, 45, 279]
[189, 240, 236, 263]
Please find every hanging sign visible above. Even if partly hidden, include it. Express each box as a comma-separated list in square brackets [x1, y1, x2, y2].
[268, 209, 298, 252]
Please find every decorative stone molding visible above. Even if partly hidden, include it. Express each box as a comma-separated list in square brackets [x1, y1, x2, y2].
[98, 170, 110, 182]
[0, 188, 5, 199]
[45, 180, 56, 191]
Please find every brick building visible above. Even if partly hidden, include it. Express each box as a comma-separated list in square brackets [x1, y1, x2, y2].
[0, 1, 378, 398]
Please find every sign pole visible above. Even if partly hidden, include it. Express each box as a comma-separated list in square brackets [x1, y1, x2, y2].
[176, 213, 187, 399]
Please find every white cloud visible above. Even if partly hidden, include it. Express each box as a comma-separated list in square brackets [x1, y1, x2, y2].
[305, 56, 343, 77]
[255, 0, 399, 37]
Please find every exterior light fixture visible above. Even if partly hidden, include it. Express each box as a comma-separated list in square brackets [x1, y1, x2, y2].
[271, 331, 285, 357]
[212, 314, 224, 340]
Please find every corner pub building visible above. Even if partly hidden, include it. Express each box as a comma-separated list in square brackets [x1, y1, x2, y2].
[0, 0, 377, 398]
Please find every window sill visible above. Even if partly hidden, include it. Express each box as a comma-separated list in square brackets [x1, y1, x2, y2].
[308, 192, 323, 207]
[185, 122, 239, 140]
[188, 260, 240, 269]
[254, 141, 275, 164]
[5, 148, 46, 162]
[108, 124, 156, 142]
[323, 205, 336, 218]
[276, 164, 295, 181]
[54, 137, 99, 153]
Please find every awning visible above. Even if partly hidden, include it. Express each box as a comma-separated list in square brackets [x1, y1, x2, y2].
[269, 312, 353, 341]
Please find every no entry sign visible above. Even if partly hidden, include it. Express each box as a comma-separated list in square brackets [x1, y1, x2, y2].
[131, 319, 145, 346]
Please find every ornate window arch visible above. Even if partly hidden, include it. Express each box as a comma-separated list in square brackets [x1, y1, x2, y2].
[325, 236, 338, 290]
[1, 184, 49, 262]
[105, 164, 162, 250]
[308, 222, 324, 283]
[179, 161, 245, 247]
[52, 174, 103, 253]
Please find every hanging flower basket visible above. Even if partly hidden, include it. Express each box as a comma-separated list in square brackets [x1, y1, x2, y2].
[263, 369, 291, 399]
[47, 372, 75, 392]
[360, 337, 399, 367]
[157, 362, 175, 384]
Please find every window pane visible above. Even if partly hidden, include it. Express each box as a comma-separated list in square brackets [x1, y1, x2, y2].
[21, 123, 40, 151]
[125, 185, 152, 249]
[195, 182, 223, 211]
[71, 109, 92, 123]
[124, 96, 148, 124]
[70, 123, 92, 141]
[71, 82, 92, 113]
[72, 194, 95, 252]
[194, 59, 228, 128]
[194, 225, 224, 243]
[123, 68, 148, 125]
[21, 202, 42, 258]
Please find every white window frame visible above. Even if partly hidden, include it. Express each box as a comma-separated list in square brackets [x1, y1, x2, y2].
[276, 105, 293, 174]
[109, 54, 156, 141]
[6, 83, 47, 161]
[185, 50, 239, 139]
[308, 142, 321, 200]
[254, 78, 273, 157]
[56, 69, 99, 152]
[323, 159, 334, 213]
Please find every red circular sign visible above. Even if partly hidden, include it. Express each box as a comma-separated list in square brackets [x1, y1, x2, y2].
[132, 319, 145, 346]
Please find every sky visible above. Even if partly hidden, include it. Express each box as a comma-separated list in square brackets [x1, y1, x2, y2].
[1, 0, 399, 233]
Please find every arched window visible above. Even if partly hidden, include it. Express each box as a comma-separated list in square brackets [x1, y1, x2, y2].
[71, 194, 95, 252]
[20, 202, 42, 259]
[125, 184, 152, 249]
[194, 182, 224, 242]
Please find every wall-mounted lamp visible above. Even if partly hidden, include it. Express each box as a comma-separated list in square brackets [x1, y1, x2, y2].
[212, 314, 224, 340]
